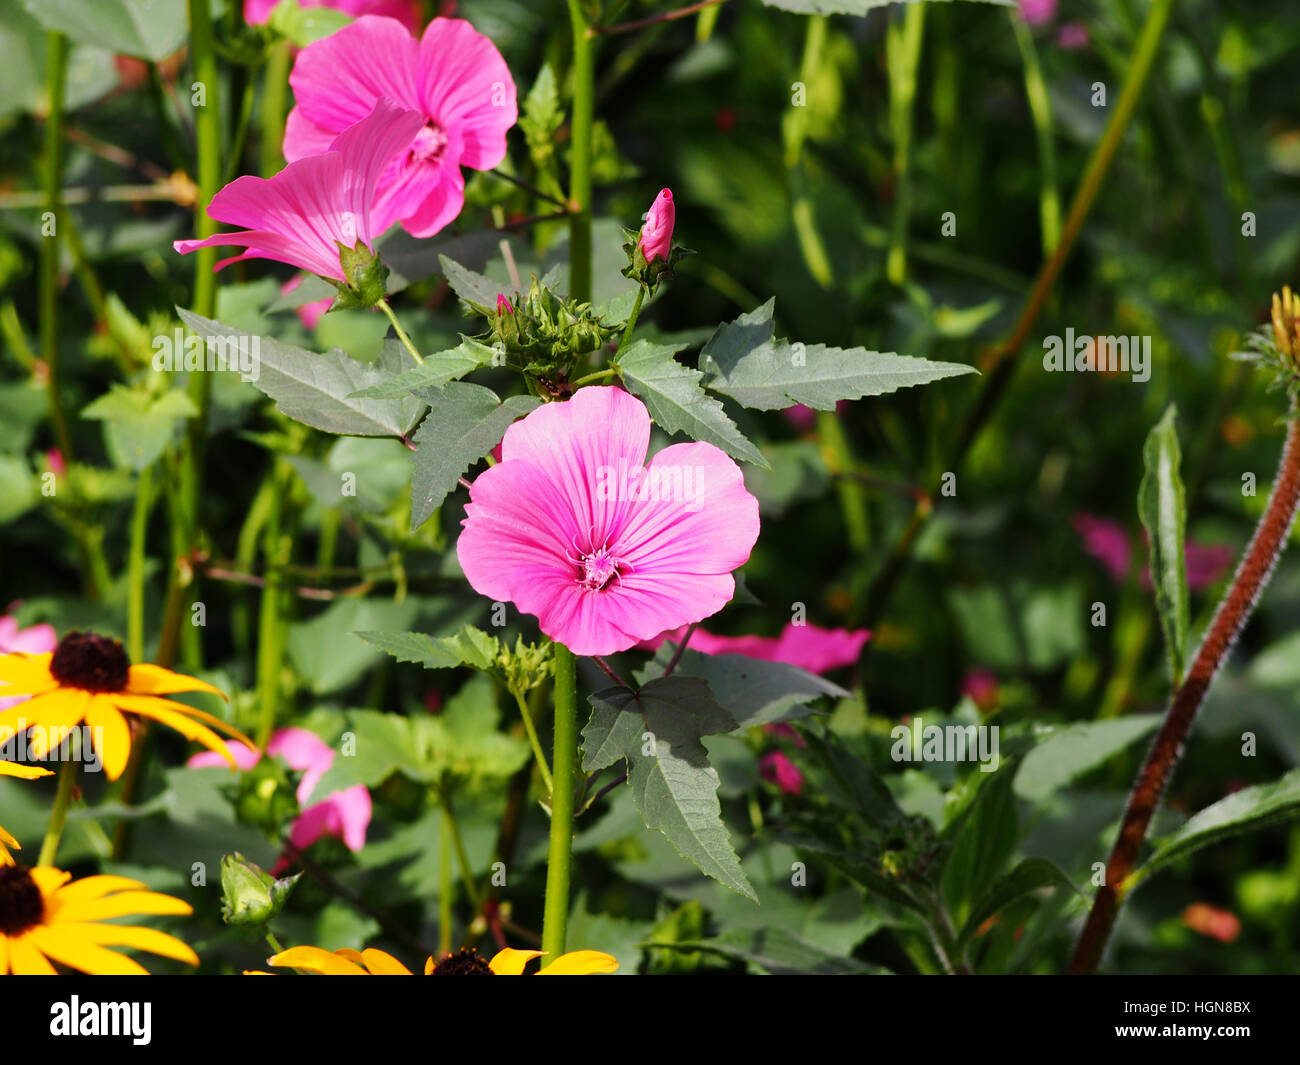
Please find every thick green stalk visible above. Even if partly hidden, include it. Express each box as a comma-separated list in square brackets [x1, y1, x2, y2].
[38, 761, 79, 867]
[260, 41, 291, 177]
[567, 0, 595, 303]
[540, 643, 577, 959]
[885, 4, 926, 286]
[439, 802, 454, 955]
[255, 462, 290, 748]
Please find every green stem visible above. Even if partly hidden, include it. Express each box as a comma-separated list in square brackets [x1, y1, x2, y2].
[614, 286, 645, 356]
[571, 367, 617, 387]
[818, 411, 870, 552]
[439, 801, 454, 955]
[39, 32, 72, 464]
[37, 761, 79, 867]
[377, 298, 423, 365]
[259, 41, 290, 177]
[885, 3, 925, 286]
[255, 462, 290, 748]
[443, 799, 483, 912]
[265, 930, 285, 955]
[1011, 13, 1060, 256]
[540, 643, 577, 959]
[126, 466, 155, 663]
[567, 0, 595, 304]
[512, 688, 554, 795]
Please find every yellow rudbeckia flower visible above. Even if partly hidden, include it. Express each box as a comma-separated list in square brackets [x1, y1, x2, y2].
[0, 631, 254, 780]
[0, 865, 200, 974]
[0, 760, 52, 864]
[261, 944, 617, 975]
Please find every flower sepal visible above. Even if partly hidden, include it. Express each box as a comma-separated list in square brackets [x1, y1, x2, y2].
[620, 225, 692, 294]
[220, 852, 301, 929]
[330, 239, 390, 311]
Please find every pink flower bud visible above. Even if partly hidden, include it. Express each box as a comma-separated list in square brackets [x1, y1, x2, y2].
[497, 294, 513, 315]
[639, 188, 674, 263]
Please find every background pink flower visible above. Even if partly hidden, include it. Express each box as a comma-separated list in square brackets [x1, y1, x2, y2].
[280, 274, 332, 329]
[0, 611, 57, 712]
[244, 0, 423, 34]
[284, 15, 517, 238]
[1017, 0, 1057, 26]
[1073, 512, 1232, 591]
[457, 387, 760, 656]
[1057, 22, 1089, 49]
[188, 727, 371, 856]
[760, 751, 804, 796]
[641, 622, 869, 675]
[175, 99, 424, 280]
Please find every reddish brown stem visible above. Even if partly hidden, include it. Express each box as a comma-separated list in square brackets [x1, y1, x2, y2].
[1069, 409, 1300, 974]
[591, 0, 726, 37]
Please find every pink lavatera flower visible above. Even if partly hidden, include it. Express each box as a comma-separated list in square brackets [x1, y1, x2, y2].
[457, 387, 760, 657]
[174, 98, 424, 281]
[639, 189, 675, 263]
[244, 0, 424, 35]
[284, 15, 517, 238]
[760, 751, 804, 796]
[1017, 0, 1057, 26]
[641, 622, 870, 675]
[188, 727, 371, 857]
[280, 274, 332, 330]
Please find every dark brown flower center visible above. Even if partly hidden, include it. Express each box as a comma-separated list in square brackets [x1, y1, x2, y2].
[49, 632, 130, 692]
[0, 865, 45, 937]
[428, 948, 495, 975]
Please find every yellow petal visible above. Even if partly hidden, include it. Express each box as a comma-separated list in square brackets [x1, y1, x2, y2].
[29, 867, 73, 897]
[127, 664, 227, 700]
[360, 948, 413, 975]
[53, 890, 193, 923]
[28, 925, 149, 975]
[0, 653, 55, 693]
[0, 933, 8, 973]
[112, 693, 255, 752]
[0, 760, 52, 780]
[74, 922, 199, 966]
[8, 933, 57, 974]
[267, 946, 368, 975]
[535, 950, 619, 976]
[8, 689, 92, 758]
[488, 947, 544, 975]
[109, 697, 237, 766]
[46, 872, 143, 903]
[82, 698, 132, 781]
[336, 948, 367, 966]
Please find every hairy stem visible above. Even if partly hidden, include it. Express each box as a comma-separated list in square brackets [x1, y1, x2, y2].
[1069, 407, 1300, 974]
[540, 643, 577, 958]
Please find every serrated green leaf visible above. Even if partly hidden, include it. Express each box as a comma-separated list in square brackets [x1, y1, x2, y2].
[1138, 404, 1189, 684]
[957, 857, 1079, 948]
[583, 677, 755, 900]
[1013, 715, 1161, 801]
[178, 311, 426, 438]
[615, 339, 768, 467]
[348, 338, 497, 399]
[1130, 768, 1300, 890]
[355, 627, 499, 673]
[639, 645, 846, 728]
[652, 928, 884, 974]
[440, 255, 507, 308]
[312, 710, 418, 795]
[699, 299, 976, 410]
[409, 383, 540, 528]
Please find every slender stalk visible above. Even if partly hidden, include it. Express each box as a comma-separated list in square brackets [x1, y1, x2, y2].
[265, 930, 285, 955]
[864, 0, 1175, 628]
[885, 4, 926, 286]
[572, 367, 618, 387]
[1069, 407, 1300, 974]
[512, 689, 554, 795]
[566, 0, 595, 304]
[255, 462, 290, 748]
[126, 467, 155, 663]
[39, 33, 72, 464]
[1011, 13, 1060, 256]
[38, 761, 79, 867]
[377, 298, 424, 365]
[818, 411, 870, 552]
[439, 802, 453, 955]
[444, 800, 483, 912]
[615, 287, 645, 355]
[540, 643, 577, 958]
